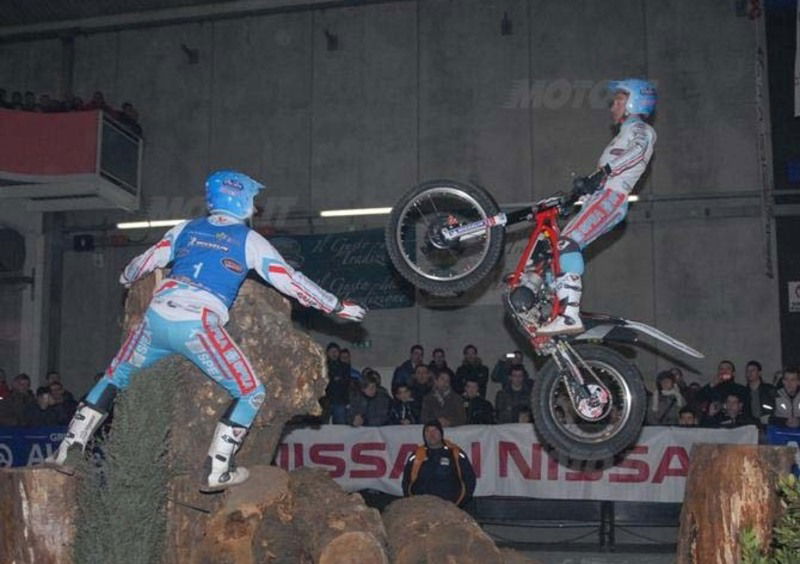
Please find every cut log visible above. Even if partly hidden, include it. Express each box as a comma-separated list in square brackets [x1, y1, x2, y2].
[0, 467, 77, 564]
[284, 468, 389, 564]
[676, 444, 796, 564]
[383, 495, 507, 564]
[195, 465, 292, 564]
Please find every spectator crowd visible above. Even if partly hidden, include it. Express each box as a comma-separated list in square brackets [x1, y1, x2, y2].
[2, 352, 794, 437]
[0, 369, 78, 427]
[320, 343, 538, 430]
[0, 87, 142, 136]
[317, 343, 798, 438]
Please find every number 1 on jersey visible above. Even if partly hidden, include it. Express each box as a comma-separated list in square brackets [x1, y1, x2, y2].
[193, 262, 204, 279]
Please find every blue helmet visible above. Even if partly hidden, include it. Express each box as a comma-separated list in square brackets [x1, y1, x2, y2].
[205, 170, 265, 220]
[608, 78, 657, 117]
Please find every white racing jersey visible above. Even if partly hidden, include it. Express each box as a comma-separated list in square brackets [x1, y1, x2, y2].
[598, 116, 657, 194]
[120, 214, 339, 323]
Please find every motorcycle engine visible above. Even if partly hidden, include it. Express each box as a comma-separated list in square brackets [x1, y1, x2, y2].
[508, 271, 552, 329]
[509, 286, 536, 313]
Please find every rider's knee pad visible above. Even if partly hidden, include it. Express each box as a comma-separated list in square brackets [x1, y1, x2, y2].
[557, 238, 584, 275]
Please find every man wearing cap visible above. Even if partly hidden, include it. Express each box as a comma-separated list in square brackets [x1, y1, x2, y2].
[401, 420, 476, 507]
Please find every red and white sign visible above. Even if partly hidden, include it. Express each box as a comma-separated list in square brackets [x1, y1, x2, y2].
[277, 424, 757, 503]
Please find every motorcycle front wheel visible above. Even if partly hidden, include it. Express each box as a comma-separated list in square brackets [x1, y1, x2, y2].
[531, 344, 646, 461]
[385, 179, 505, 296]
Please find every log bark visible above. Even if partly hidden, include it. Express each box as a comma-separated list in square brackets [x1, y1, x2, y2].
[676, 444, 796, 564]
[285, 468, 389, 564]
[383, 495, 510, 564]
[121, 272, 329, 563]
[0, 467, 77, 564]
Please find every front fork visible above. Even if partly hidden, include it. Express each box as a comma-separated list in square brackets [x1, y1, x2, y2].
[549, 340, 612, 422]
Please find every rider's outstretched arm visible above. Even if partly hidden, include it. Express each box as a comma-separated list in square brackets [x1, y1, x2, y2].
[246, 231, 365, 321]
[119, 221, 190, 286]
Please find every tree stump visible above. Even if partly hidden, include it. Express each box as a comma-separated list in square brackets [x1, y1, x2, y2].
[261, 467, 390, 564]
[0, 467, 77, 564]
[676, 444, 796, 564]
[383, 495, 509, 564]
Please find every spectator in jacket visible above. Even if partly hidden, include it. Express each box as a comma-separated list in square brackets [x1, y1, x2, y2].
[743, 360, 775, 425]
[454, 345, 489, 397]
[324, 342, 353, 424]
[428, 348, 454, 380]
[401, 420, 476, 506]
[464, 378, 494, 424]
[23, 388, 59, 427]
[697, 360, 747, 409]
[647, 371, 685, 426]
[770, 368, 800, 428]
[712, 393, 757, 429]
[409, 364, 433, 416]
[348, 371, 391, 427]
[495, 365, 532, 424]
[421, 369, 466, 427]
[45, 371, 76, 403]
[490, 350, 530, 389]
[339, 348, 362, 381]
[678, 407, 699, 427]
[669, 366, 689, 396]
[393, 345, 424, 389]
[389, 384, 419, 425]
[6, 374, 35, 426]
[48, 381, 78, 425]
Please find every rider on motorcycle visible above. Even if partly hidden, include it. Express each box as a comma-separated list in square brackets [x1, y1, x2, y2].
[538, 79, 657, 336]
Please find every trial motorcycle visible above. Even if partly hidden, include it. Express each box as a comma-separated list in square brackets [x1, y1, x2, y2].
[385, 175, 703, 460]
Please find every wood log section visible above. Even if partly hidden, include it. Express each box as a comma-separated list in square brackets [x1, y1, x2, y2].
[195, 465, 292, 564]
[0, 467, 77, 564]
[194, 466, 389, 564]
[122, 272, 330, 563]
[383, 495, 538, 564]
[281, 467, 389, 564]
[676, 444, 796, 564]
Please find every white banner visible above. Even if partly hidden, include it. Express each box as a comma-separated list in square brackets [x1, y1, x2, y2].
[277, 424, 757, 503]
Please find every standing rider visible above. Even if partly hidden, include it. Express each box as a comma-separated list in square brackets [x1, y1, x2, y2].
[48, 170, 366, 489]
[538, 79, 657, 336]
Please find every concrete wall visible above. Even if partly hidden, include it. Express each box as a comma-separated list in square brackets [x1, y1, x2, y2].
[0, 0, 780, 396]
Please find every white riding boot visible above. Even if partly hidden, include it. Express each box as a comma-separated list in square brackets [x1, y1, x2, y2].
[537, 273, 585, 336]
[204, 422, 250, 490]
[46, 404, 107, 465]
